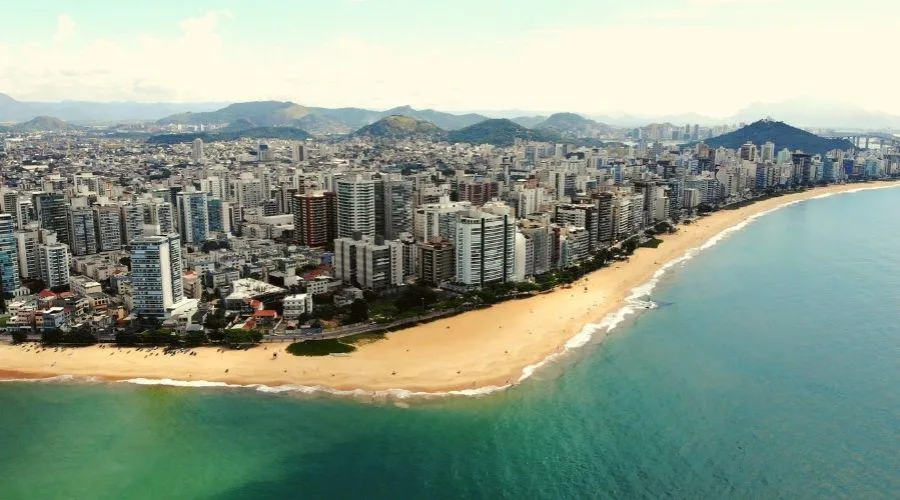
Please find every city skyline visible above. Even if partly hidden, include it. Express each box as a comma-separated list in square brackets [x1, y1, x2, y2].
[1, 0, 898, 117]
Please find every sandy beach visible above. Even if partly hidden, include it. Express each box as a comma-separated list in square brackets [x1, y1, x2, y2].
[2, 182, 898, 395]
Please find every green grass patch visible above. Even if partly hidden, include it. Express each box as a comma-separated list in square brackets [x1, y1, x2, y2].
[341, 332, 387, 346]
[286, 339, 357, 357]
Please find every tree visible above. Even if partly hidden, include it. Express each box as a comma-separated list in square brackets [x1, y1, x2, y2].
[41, 329, 62, 345]
[622, 239, 639, 255]
[207, 329, 225, 343]
[10, 330, 27, 344]
[115, 331, 141, 346]
[347, 299, 369, 323]
[183, 330, 208, 347]
[225, 329, 255, 347]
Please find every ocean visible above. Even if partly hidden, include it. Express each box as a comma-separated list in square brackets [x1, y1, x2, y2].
[3, 187, 900, 499]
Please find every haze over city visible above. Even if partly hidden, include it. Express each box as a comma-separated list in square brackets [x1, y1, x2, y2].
[2, 0, 899, 118]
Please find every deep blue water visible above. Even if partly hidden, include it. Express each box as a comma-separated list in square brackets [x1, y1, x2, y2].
[2, 188, 900, 499]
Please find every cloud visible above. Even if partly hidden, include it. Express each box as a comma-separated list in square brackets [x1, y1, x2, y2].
[53, 14, 75, 43]
[0, 7, 897, 117]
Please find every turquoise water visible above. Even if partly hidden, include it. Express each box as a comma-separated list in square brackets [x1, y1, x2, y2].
[3, 188, 900, 499]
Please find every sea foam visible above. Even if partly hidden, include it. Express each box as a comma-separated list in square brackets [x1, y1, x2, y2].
[7, 184, 900, 400]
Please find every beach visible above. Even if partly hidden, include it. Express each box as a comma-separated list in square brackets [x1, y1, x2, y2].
[2, 182, 898, 395]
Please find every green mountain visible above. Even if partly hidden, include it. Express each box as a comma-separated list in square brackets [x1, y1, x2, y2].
[352, 115, 444, 139]
[157, 101, 311, 126]
[147, 126, 312, 145]
[536, 112, 614, 139]
[447, 119, 560, 147]
[705, 119, 855, 154]
[13, 116, 73, 132]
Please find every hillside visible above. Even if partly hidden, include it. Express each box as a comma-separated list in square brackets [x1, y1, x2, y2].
[536, 112, 614, 139]
[447, 119, 560, 147]
[147, 126, 311, 145]
[158, 101, 311, 126]
[352, 115, 444, 139]
[511, 115, 548, 128]
[380, 105, 487, 130]
[294, 113, 353, 136]
[705, 119, 855, 154]
[13, 116, 73, 132]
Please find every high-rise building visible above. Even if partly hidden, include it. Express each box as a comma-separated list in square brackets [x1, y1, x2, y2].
[336, 177, 376, 239]
[554, 203, 600, 250]
[457, 179, 500, 206]
[34, 193, 69, 245]
[150, 201, 175, 235]
[418, 239, 455, 286]
[292, 143, 308, 162]
[121, 202, 146, 244]
[38, 243, 69, 289]
[293, 192, 337, 248]
[15, 224, 41, 280]
[93, 205, 123, 252]
[0, 214, 21, 296]
[333, 234, 403, 291]
[207, 198, 231, 234]
[454, 210, 516, 287]
[131, 234, 184, 319]
[375, 176, 413, 240]
[413, 198, 472, 243]
[761, 142, 776, 163]
[176, 190, 210, 244]
[69, 208, 98, 256]
[740, 142, 758, 162]
[192, 138, 204, 163]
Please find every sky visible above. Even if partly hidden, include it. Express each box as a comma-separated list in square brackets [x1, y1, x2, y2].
[1, 0, 898, 117]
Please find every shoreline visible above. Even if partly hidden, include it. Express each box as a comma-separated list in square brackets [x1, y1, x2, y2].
[2, 181, 899, 398]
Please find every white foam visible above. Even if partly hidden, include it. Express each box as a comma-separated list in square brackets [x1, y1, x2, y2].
[6, 184, 899, 401]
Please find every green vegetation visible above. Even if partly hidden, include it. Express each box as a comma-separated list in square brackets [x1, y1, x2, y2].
[447, 119, 561, 147]
[147, 126, 312, 145]
[286, 339, 357, 357]
[705, 119, 854, 154]
[224, 329, 264, 347]
[535, 112, 612, 142]
[40, 326, 97, 346]
[340, 332, 386, 346]
[640, 237, 664, 249]
[157, 101, 311, 126]
[352, 115, 445, 139]
[10, 330, 27, 344]
[0, 315, 8, 327]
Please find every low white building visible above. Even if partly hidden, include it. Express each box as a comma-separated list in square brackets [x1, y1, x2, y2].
[283, 293, 314, 320]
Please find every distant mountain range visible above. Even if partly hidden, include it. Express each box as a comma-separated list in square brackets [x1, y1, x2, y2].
[3, 92, 898, 130]
[0, 93, 222, 124]
[704, 120, 855, 154]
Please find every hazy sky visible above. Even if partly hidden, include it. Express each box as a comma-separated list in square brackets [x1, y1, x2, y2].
[1, 0, 897, 116]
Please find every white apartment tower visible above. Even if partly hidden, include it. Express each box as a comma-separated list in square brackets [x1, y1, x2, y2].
[336, 177, 376, 239]
[130, 234, 185, 319]
[38, 243, 69, 289]
[454, 210, 516, 287]
[192, 138, 205, 163]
